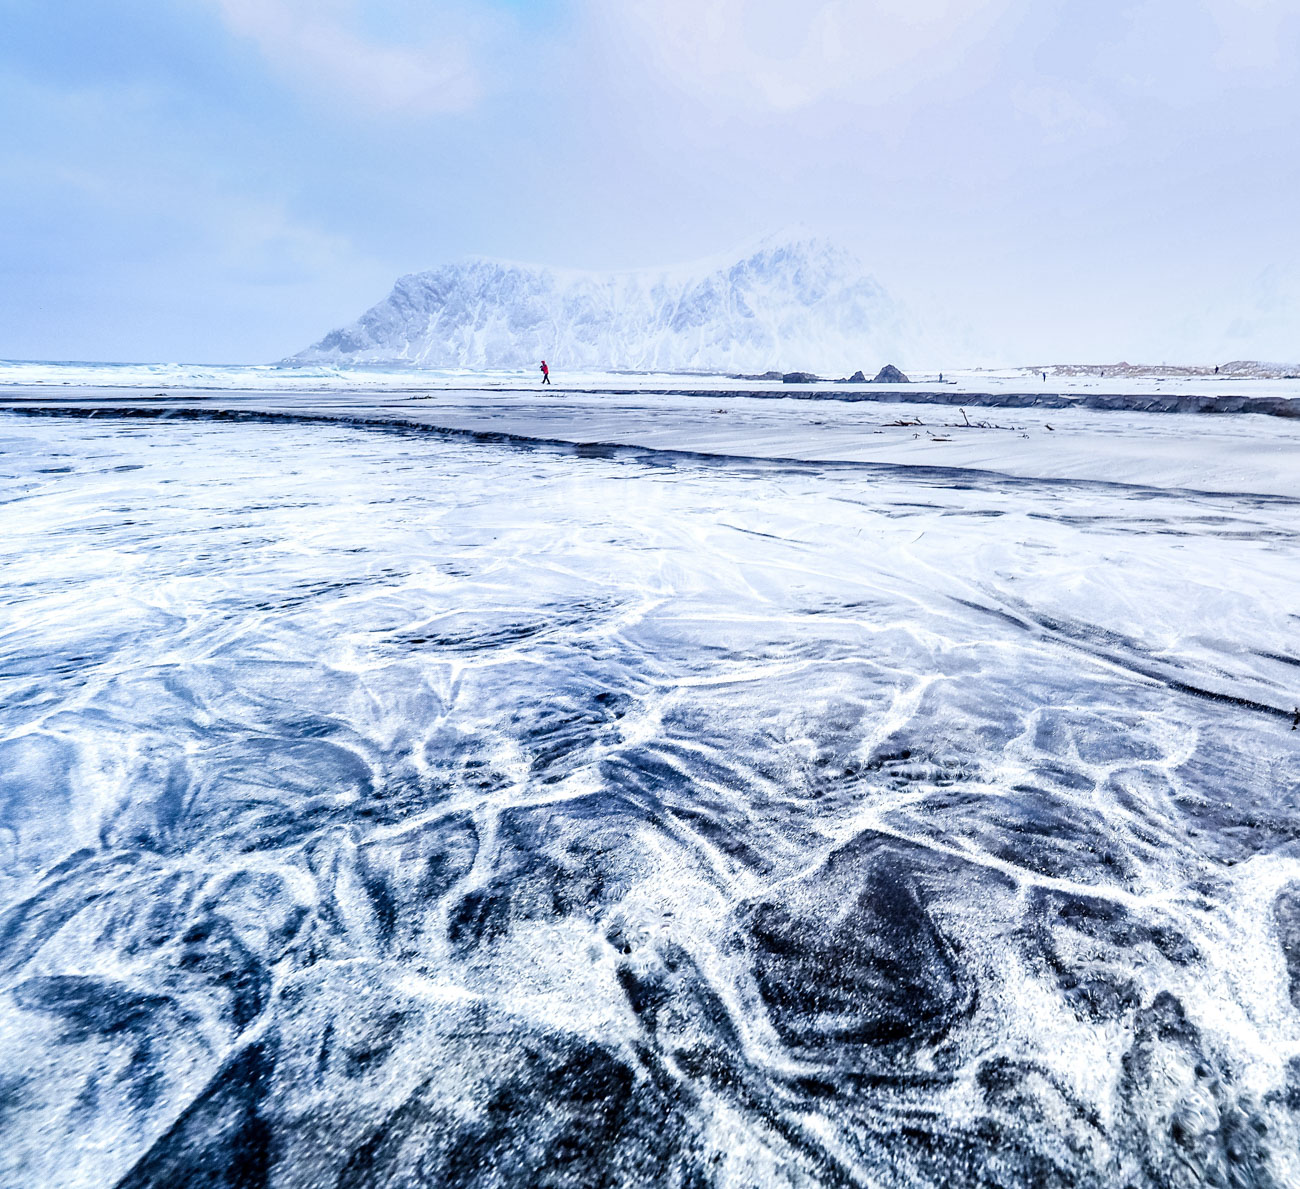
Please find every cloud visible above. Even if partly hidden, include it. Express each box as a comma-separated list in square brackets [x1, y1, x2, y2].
[593, 0, 1018, 113]
[1221, 262, 1300, 353]
[1166, 259, 1300, 364]
[1204, 0, 1300, 72]
[211, 0, 482, 115]
[1011, 83, 1110, 138]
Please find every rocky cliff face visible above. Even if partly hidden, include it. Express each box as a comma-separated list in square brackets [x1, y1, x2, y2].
[293, 237, 910, 373]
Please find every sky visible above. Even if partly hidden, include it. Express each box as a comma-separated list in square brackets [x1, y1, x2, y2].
[2, 0, 1298, 366]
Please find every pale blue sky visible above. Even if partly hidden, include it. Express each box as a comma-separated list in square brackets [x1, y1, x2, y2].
[2, 0, 1297, 364]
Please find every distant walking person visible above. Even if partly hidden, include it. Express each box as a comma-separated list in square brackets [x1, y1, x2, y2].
[540, 360, 551, 385]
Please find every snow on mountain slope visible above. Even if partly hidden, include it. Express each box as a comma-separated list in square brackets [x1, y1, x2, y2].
[293, 237, 914, 373]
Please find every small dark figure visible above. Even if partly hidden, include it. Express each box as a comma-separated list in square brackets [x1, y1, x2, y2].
[1042, 371, 1047, 382]
[938, 372, 944, 382]
[1215, 365, 1220, 375]
[540, 360, 551, 385]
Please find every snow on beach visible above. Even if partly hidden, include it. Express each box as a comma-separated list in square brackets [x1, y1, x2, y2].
[5, 357, 1300, 401]
[4, 373, 1300, 497]
[1, 375, 1299, 1187]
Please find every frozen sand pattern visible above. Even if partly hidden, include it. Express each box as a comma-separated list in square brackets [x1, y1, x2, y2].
[1, 417, 1299, 1188]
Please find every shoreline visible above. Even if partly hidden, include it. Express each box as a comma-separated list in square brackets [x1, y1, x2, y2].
[4, 384, 1300, 499]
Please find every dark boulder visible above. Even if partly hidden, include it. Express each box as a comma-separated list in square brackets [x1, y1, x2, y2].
[835, 370, 867, 384]
[871, 365, 909, 383]
[782, 372, 821, 383]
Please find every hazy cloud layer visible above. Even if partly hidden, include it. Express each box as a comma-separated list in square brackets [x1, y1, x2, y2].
[596, 0, 1018, 112]
[0, 0, 1295, 364]
[210, 0, 483, 115]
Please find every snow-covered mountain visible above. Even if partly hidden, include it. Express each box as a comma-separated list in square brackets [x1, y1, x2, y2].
[293, 237, 913, 373]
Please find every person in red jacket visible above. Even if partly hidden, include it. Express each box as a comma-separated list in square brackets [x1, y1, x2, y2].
[540, 360, 551, 385]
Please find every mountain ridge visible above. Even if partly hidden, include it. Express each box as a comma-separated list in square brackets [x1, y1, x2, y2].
[292, 236, 916, 373]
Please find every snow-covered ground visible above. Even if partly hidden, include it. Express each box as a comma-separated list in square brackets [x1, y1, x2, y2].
[5, 381, 1300, 496]
[1, 390, 1298, 1187]
[5, 357, 1300, 402]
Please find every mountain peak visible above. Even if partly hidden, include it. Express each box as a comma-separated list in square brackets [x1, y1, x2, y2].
[295, 237, 909, 373]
